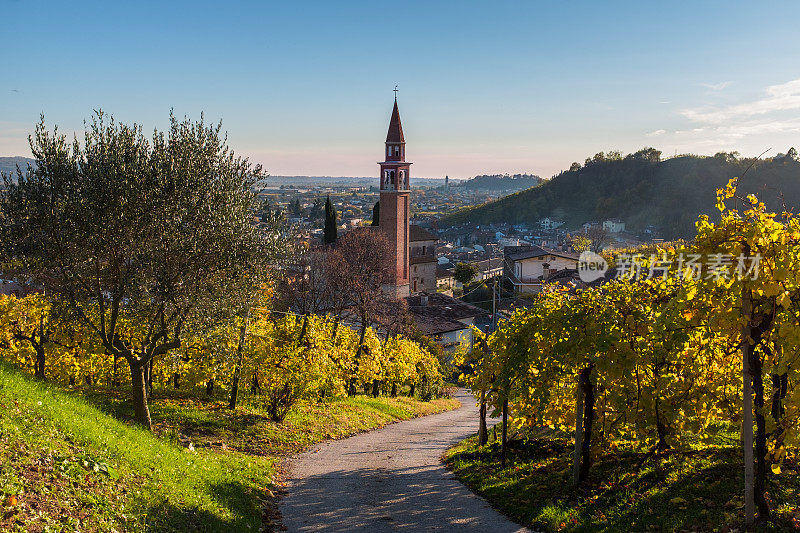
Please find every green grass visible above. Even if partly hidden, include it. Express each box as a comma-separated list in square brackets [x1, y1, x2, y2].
[0, 362, 459, 531]
[76, 386, 459, 458]
[445, 430, 800, 532]
[0, 362, 272, 532]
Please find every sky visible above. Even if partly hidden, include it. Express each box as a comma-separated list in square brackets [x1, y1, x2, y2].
[2, 0, 800, 179]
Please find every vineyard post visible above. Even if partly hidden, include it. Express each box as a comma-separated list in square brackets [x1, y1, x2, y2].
[572, 372, 585, 487]
[479, 386, 488, 446]
[478, 336, 490, 446]
[501, 397, 508, 468]
[742, 286, 755, 525]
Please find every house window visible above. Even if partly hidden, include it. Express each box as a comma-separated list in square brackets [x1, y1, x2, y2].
[387, 146, 391, 157]
[395, 146, 400, 156]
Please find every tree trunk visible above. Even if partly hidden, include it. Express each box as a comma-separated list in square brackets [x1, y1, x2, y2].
[144, 359, 153, 398]
[478, 387, 488, 446]
[206, 379, 215, 396]
[742, 289, 755, 526]
[371, 380, 380, 398]
[34, 314, 47, 379]
[34, 343, 45, 379]
[173, 372, 180, 389]
[299, 315, 309, 343]
[391, 383, 397, 398]
[409, 383, 415, 397]
[501, 398, 508, 468]
[770, 373, 788, 424]
[655, 397, 669, 452]
[349, 321, 367, 396]
[112, 354, 120, 387]
[129, 359, 152, 430]
[251, 371, 261, 395]
[331, 319, 339, 343]
[229, 313, 249, 410]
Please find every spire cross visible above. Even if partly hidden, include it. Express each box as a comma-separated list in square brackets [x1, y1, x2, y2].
[393, 85, 398, 100]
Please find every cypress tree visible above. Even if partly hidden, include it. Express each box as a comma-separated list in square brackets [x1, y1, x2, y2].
[291, 198, 302, 218]
[371, 201, 380, 226]
[323, 195, 337, 244]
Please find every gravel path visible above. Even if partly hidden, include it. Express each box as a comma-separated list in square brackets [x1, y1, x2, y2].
[279, 389, 531, 532]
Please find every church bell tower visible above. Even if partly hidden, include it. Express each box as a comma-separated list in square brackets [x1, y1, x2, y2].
[379, 96, 411, 298]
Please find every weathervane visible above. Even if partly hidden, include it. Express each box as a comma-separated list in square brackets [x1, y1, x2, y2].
[393, 85, 398, 100]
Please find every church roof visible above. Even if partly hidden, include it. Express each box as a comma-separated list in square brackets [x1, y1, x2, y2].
[406, 292, 486, 321]
[386, 100, 405, 143]
[410, 224, 437, 242]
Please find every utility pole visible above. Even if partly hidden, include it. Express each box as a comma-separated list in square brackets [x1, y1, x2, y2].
[492, 277, 496, 329]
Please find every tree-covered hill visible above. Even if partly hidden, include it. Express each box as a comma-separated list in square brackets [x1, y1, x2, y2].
[441, 148, 800, 239]
[457, 173, 542, 191]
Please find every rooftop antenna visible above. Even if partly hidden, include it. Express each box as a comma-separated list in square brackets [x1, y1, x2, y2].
[393, 85, 398, 101]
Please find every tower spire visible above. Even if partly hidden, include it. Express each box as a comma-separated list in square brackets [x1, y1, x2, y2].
[386, 99, 405, 144]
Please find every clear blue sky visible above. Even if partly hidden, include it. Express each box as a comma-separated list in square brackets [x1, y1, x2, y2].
[2, 0, 800, 178]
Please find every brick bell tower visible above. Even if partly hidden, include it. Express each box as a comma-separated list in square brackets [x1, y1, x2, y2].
[379, 96, 411, 298]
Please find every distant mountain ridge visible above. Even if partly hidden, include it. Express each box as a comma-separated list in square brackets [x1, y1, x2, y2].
[440, 149, 800, 239]
[0, 156, 35, 176]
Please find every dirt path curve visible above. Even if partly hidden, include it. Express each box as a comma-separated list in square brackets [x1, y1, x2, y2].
[279, 389, 531, 532]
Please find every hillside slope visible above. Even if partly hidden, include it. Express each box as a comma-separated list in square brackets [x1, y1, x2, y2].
[0, 362, 274, 532]
[441, 153, 800, 239]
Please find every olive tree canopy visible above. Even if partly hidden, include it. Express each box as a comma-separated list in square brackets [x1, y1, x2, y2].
[1, 112, 284, 428]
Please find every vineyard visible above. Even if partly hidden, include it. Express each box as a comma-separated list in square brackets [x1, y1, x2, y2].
[457, 179, 800, 530]
[0, 298, 448, 422]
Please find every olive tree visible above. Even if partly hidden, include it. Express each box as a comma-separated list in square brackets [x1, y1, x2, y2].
[1, 112, 276, 429]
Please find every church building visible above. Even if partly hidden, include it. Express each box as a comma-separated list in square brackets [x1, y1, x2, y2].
[378, 98, 411, 297]
[378, 97, 439, 297]
[375, 95, 486, 352]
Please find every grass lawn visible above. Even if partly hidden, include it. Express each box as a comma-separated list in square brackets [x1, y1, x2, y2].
[445, 430, 800, 532]
[0, 362, 459, 532]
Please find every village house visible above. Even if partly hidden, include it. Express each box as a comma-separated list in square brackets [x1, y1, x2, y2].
[409, 225, 438, 293]
[504, 245, 579, 294]
[603, 219, 626, 233]
[0, 279, 24, 297]
[436, 266, 454, 293]
[539, 217, 564, 230]
[406, 292, 486, 353]
[472, 257, 503, 281]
